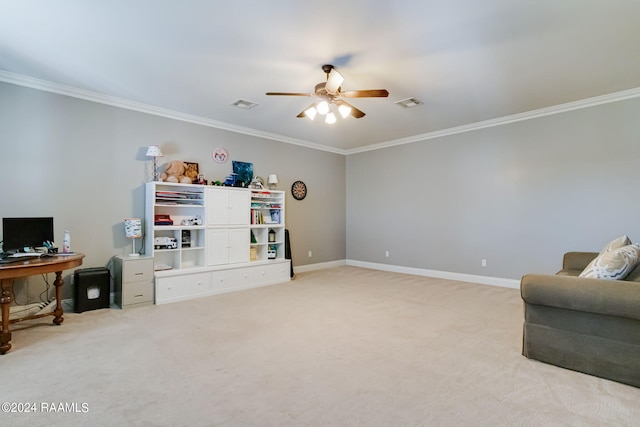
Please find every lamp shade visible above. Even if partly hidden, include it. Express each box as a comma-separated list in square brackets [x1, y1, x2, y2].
[124, 218, 142, 238]
[268, 174, 279, 185]
[325, 68, 344, 95]
[338, 103, 352, 118]
[325, 111, 337, 124]
[304, 106, 317, 120]
[145, 145, 163, 157]
[316, 101, 330, 115]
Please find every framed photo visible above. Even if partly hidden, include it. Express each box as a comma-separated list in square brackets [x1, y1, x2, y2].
[184, 162, 199, 183]
[232, 161, 253, 188]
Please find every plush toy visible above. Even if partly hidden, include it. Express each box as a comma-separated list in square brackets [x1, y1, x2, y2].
[159, 160, 192, 184]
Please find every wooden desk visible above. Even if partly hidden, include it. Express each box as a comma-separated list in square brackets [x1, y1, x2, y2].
[0, 253, 84, 354]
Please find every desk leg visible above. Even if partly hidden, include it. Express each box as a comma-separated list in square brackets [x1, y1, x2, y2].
[1, 278, 12, 354]
[53, 271, 64, 325]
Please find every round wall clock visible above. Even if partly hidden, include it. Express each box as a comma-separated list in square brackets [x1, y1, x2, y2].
[291, 180, 307, 200]
[212, 147, 228, 163]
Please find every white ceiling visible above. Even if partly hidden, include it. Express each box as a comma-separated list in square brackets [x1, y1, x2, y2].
[1, 0, 640, 154]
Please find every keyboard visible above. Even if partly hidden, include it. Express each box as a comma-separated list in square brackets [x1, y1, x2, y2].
[0, 253, 51, 265]
[0, 257, 27, 265]
[8, 252, 44, 258]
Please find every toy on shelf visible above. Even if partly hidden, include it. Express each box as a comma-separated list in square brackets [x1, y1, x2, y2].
[159, 161, 192, 184]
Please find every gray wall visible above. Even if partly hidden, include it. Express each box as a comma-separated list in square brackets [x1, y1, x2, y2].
[0, 82, 346, 300]
[346, 97, 640, 280]
[3, 77, 639, 299]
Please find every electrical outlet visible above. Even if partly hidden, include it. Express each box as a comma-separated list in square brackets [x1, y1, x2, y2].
[385, 250, 390, 258]
[308, 251, 312, 257]
[481, 259, 487, 267]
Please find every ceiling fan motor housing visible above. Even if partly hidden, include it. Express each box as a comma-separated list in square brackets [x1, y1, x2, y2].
[315, 82, 331, 98]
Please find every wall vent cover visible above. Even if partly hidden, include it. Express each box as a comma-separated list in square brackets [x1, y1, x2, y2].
[232, 99, 258, 110]
[395, 97, 423, 108]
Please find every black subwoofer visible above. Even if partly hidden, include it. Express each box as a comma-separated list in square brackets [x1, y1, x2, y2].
[74, 267, 110, 313]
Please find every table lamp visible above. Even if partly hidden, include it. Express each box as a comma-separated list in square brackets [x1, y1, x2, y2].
[268, 174, 279, 190]
[124, 218, 142, 257]
[146, 145, 164, 181]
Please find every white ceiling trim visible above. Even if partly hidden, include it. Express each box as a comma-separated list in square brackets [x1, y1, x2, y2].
[2, 70, 639, 157]
[344, 86, 640, 155]
[0, 70, 344, 155]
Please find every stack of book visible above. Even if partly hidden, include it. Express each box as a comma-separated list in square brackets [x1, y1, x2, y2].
[154, 214, 174, 226]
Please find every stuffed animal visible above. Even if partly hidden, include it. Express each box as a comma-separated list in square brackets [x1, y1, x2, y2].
[159, 160, 192, 184]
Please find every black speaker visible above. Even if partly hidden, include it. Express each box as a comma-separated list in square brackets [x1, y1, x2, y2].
[74, 267, 110, 313]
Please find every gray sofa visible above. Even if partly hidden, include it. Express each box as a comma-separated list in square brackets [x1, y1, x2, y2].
[521, 251, 640, 388]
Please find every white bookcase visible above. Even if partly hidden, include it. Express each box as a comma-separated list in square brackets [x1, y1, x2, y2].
[145, 183, 206, 271]
[145, 182, 290, 305]
[250, 189, 286, 262]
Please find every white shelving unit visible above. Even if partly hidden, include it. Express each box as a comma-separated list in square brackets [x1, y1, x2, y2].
[145, 182, 290, 305]
[145, 183, 206, 271]
[250, 189, 286, 262]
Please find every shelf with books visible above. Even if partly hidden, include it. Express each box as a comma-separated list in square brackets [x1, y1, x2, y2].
[154, 186, 205, 206]
[146, 183, 290, 305]
[146, 182, 207, 271]
[249, 189, 285, 262]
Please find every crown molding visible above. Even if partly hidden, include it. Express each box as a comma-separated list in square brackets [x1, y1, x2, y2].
[344, 86, 640, 155]
[2, 70, 639, 157]
[0, 70, 345, 155]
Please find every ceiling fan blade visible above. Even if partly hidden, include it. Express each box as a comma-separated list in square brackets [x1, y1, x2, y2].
[341, 89, 389, 98]
[325, 68, 344, 95]
[336, 100, 366, 119]
[266, 92, 313, 96]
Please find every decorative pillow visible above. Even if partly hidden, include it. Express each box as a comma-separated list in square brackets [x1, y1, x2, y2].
[600, 235, 631, 253]
[579, 244, 640, 280]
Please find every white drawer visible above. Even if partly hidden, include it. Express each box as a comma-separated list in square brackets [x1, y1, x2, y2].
[123, 258, 154, 282]
[122, 280, 154, 306]
[156, 272, 212, 301]
[212, 268, 253, 292]
[252, 262, 290, 284]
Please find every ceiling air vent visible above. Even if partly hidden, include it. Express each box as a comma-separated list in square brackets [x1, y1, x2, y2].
[395, 97, 423, 108]
[232, 99, 258, 110]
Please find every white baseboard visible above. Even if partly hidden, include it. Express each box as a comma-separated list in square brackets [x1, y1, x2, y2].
[294, 260, 347, 274]
[295, 259, 520, 289]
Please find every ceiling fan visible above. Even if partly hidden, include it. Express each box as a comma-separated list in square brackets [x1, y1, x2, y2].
[266, 64, 389, 123]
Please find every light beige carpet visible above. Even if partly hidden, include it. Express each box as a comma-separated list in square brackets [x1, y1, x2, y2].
[2, 266, 639, 426]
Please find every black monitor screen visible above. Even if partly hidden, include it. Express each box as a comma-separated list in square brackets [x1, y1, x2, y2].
[2, 217, 54, 252]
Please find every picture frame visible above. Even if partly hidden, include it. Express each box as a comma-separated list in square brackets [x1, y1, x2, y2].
[232, 161, 253, 188]
[184, 162, 200, 184]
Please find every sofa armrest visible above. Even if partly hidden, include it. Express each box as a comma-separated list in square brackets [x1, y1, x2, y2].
[521, 274, 640, 321]
[562, 251, 598, 272]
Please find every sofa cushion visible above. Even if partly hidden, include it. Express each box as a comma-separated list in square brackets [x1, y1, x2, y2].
[601, 235, 631, 253]
[579, 244, 640, 280]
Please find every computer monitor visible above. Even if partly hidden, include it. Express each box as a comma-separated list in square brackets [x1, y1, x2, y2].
[2, 217, 54, 253]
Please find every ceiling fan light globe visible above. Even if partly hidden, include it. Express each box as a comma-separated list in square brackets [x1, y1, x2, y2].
[304, 106, 318, 120]
[316, 101, 330, 115]
[325, 112, 337, 124]
[338, 104, 352, 118]
[325, 69, 344, 95]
